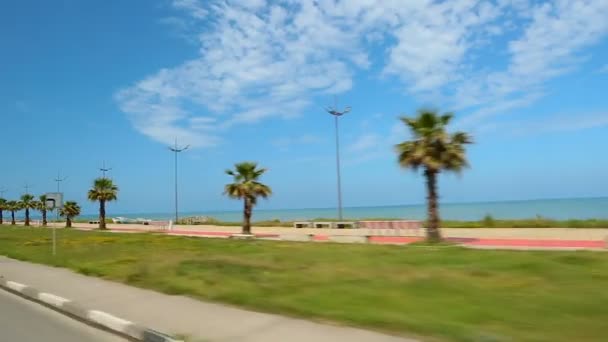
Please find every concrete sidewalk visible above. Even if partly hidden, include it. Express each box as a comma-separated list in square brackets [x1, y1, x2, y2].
[81, 226, 607, 250]
[0, 256, 414, 342]
[69, 222, 608, 241]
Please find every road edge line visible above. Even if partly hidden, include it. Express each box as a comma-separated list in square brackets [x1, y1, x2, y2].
[0, 276, 182, 342]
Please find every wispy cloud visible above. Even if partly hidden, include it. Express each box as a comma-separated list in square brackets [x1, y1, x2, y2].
[453, 0, 608, 127]
[454, 91, 545, 131]
[600, 64, 608, 73]
[170, 0, 208, 19]
[118, 0, 364, 147]
[343, 121, 412, 166]
[116, 0, 608, 147]
[479, 112, 608, 137]
[160, 0, 210, 42]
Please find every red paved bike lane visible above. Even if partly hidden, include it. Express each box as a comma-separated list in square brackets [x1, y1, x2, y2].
[103, 227, 606, 250]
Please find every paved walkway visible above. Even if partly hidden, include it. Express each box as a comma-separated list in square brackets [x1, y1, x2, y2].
[35, 223, 608, 249]
[13, 222, 604, 249]
[56, 222, 608, 240]
[0, 256, 414, 342]
[87, 226, 607, 250]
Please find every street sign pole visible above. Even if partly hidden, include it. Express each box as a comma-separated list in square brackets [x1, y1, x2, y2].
[52, 173, 67, 256]
[53, 213, 57, 256]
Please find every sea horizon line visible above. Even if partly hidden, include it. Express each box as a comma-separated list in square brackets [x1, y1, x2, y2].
[87, 195, 608, 218]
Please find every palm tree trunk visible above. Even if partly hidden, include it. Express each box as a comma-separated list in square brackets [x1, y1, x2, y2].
[25, 208, 30, 226]
[42, 209, 47, 226]
[425, 168, 442, 242]
[242, 197, 252, 235]
[66, 217, 72, 228]
[11, 211, 15, 225]
[99, 200, 106, 230]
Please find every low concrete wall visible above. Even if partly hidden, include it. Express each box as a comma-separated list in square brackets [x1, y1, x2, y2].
[279, 234, 313, 242]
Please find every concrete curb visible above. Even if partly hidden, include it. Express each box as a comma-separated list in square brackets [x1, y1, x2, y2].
[229, 233, 256, 240]
[0, 277, 182, 342]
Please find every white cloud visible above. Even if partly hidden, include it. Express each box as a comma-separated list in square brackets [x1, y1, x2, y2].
[189, 117, 217, 130]
[117, 0, 608, 147]
[236, 0, 266, 10]
[508, 1, 608, 78]
[454, 0, 608, 127]
[383, 0, 503, 92]
[171, 0, 208, 19]
[161, 0, 210, 41]
[454, 91, 545, 131]
[119, 1, 366, 147]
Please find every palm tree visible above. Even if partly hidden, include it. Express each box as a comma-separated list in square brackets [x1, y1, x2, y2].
[59, 201, 81, 228]
[38, 194, 49, 226]
[224, 162, 272, 235]
[7, 200, 19, 225]
[87, 178, 118, 230]
[0, 198, 6, 225]
[395, 109, 472, 242]
[20, 194, 36, 227]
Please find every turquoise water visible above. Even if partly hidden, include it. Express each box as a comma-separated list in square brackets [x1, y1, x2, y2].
[95, 197, 608, 222]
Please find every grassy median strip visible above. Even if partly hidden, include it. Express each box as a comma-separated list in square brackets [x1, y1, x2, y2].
[1, 226, 608, 341]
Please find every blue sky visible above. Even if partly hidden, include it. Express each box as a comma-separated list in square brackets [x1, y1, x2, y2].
[1, 0, 608, 215]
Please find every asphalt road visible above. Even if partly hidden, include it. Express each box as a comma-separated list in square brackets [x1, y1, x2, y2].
[0, 289, 125, 342]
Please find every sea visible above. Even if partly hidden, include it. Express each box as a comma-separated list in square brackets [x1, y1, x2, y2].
[79, 197, 608, 222]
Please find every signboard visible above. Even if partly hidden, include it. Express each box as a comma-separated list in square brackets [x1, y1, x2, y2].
[45, 192, 63, 209]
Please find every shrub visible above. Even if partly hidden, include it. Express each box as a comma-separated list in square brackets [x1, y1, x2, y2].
[482, 214, 495, 228]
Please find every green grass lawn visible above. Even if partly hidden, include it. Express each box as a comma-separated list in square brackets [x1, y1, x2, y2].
[1, 226, 607, 341]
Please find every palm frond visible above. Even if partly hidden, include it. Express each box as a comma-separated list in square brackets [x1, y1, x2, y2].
[396, 108, 473, 174]
[60, 201, 81, 218]
[224, 162, 272, 206]
[440, 113, 454, 126]
[88, 178, 119, 202]
[452, 131, 473, 145]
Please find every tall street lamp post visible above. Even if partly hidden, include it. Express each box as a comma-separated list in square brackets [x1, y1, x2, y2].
[169, 139, 189, 225]
[99, 161, 112, 179]
[325, 103, 351, 221]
